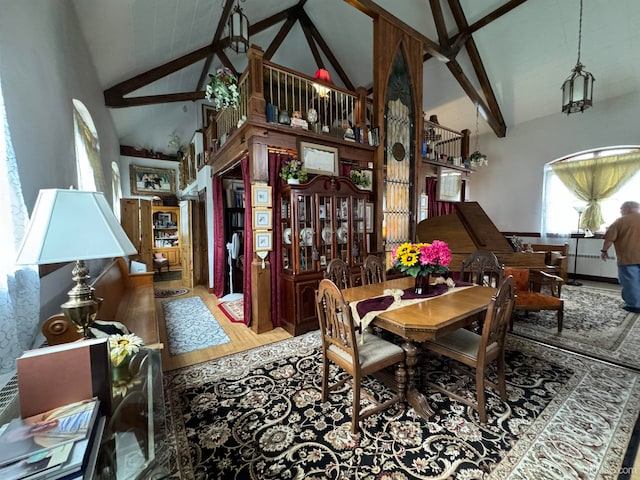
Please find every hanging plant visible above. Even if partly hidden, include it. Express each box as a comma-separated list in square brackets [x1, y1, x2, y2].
[205, 67, 240, 111]
[470, 151, 488, 167]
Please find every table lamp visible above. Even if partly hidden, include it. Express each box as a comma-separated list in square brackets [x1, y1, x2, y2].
[15, 189, 137, 337]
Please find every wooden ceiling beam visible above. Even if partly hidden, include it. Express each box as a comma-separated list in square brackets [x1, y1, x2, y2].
[344, 0, 449, 61]
[104, 44, 217, 106]
[196, 0, 236, 91]
[107, 92, 205, 108]
[298, 11, 324, 69]
[448, 0, 506, 137]
[299, 9, 355, 91]
[264, 15, 297, 60]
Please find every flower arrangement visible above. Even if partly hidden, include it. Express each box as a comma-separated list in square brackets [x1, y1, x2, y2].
[168, 132, 184, 154]
[205, 67, 240, 111]
[469, 150, 488, 167]
[109, 333, 143, 367]
[391, 240, 452, 277]
[350, 169, 371, 188]
[280, 158, 308, 182]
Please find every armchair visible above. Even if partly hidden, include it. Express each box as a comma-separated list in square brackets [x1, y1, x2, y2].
[504, 267, 564, 332]
[530, 243, 569, 282]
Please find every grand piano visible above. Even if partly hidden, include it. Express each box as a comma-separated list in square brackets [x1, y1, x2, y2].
[416, 202, 552, 273]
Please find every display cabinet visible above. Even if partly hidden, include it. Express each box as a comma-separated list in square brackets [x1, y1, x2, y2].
[279, 175, 369, 335]
[152, 206, 181, 268]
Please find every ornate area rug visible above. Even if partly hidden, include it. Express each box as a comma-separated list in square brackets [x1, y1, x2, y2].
[155, 288, 189, 298]
[163, 331, 640, 479]
[218, 298, 244, 323]
[511, 284, 640, 370]
[162, 297, 230, 355]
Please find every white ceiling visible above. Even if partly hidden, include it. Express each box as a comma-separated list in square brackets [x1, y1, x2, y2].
[71, 0, 640, 154]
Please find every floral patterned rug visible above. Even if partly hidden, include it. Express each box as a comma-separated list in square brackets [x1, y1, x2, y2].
[161, 296, 230, 355]
[511, 285, 640, 370]
[154, 288, 189, 298]
[162, 331, 640, 479]
[218, 298, 244, 323]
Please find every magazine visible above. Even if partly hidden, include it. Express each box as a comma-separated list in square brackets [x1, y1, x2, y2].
[0, 398, 100, 468]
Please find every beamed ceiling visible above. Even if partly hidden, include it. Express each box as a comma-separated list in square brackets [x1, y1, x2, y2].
[70, 0, 640, 154]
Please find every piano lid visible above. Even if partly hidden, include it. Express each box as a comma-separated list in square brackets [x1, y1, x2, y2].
[416, 202, 513, 254]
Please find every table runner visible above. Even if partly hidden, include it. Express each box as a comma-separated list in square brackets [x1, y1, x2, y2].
[350, 280, 474, 337]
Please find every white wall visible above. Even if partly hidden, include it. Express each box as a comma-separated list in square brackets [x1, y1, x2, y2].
[0, 0, 122, 321]
[467, 91, 640, 233]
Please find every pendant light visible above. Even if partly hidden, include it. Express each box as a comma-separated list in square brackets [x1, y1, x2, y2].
[561, 0, 595, 114]
[228, 0, 249, 54]
[313, 68, 332, 99]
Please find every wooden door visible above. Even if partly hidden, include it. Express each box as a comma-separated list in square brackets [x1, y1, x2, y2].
[180, 200, 194, 288]
[120, 198, 152, 270]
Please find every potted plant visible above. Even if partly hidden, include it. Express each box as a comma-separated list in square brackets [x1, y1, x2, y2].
[205, 67, 240, 111]
[469, 150, 488, 167]
[350, 169, 371, 189]
[280, 159, 308, 184]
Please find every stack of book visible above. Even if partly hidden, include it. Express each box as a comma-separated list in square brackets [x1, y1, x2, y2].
[0, 337, 112, 479]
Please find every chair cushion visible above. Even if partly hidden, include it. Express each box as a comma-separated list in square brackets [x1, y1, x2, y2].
[154, 252, 165, 259]
[428, 328, 498, 362]
[515, 292, 562, 309]
[154, 257, 169, 265]
[328, 332, 404, 369]
[504, 268, 529, 291]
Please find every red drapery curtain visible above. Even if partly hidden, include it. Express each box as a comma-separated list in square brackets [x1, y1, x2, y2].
[241, 157, 252, 326]
[212, 175, 226, 298]
[426, 177, 459, 218]
[269, 152, 292, 327]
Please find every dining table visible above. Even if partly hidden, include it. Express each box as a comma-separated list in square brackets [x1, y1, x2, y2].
[341, 276, 496, 419]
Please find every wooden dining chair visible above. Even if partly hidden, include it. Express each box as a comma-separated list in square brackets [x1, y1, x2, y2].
[460, 250, 504, 287]
[504, 267, 564, 332]
[315, 279, 406, 433]
[324, 258, 352, 289]
[360, 255, 386, 285]
[423, 275, 515, 423]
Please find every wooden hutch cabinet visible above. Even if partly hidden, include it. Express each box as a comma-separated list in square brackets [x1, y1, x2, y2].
[152, 206, 181, 267]
[280, 175, 370, 335]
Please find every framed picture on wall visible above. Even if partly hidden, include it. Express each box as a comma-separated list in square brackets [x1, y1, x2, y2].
[253, 209, 273, 230]
[298, 141, 339, 175]
[365, 203, 374, 233]
[251, 185, 272, 207]
[202, 104, 217, 128]
[436, 167, 463, 202]
[254, 231, 273, 252]
[129, 165, 176, 196]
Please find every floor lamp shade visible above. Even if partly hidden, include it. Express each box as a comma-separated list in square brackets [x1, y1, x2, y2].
[15, 189, 137, 265]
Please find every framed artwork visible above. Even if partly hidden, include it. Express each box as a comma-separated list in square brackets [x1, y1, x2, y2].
[437, 167, 463, 202]
[251, 185, 272, 207]
[202, 104, 217, 128]
[130, 165, 176, 196]
[156, 213, 172, 226]
[253, 209, 273, 230]
[298, 141, 339, 175]
[254, 231, 273, 252]
[365, 203, 374, 233]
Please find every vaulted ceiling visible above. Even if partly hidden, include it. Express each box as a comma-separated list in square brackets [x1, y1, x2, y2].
[71, 0, 640, 154]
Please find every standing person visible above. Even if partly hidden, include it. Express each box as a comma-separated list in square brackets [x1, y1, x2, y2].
[600, 201, 640, 313]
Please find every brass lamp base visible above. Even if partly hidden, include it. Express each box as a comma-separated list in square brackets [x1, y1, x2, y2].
[60, 260, 103, 338]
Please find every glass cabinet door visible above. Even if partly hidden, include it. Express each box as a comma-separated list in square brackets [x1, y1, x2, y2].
[317, 195, 333, 269]
[280, 196, 292, 270]
[352, 197, 366, 265]
[335, 196, 349, 262]
[296, 194, 314, 272]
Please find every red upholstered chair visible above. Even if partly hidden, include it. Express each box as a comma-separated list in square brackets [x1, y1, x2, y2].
[153, 252, 170, 274]
[504, 267, 564, 332]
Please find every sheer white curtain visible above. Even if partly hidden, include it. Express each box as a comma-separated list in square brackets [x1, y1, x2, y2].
[0, 71, 39, 374]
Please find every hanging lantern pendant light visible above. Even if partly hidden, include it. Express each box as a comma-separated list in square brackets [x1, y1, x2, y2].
[228, 0, 249, 54]
[562, 0, 595, 114]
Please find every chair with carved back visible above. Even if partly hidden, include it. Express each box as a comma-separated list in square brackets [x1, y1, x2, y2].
[504, 267, 564, 332]
[360, 255, 387, 286]
[460, 250, 504, 287]
[423, 275, 516, 423]
[315, 279, 406, 433]
[324, 258, 352, 289]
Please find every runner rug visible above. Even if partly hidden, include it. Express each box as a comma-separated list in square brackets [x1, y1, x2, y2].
[163, 331, 640, 479]
[218, 298, 244, 323]
[511, 284, 640, 370]
[154, 288, 189, 298]
[162, 296, 230, 355]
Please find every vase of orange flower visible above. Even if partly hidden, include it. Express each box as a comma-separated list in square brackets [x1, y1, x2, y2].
[391, 240, 452, 294]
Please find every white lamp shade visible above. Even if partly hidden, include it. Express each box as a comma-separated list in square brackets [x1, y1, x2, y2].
[15, 189, 137, 265]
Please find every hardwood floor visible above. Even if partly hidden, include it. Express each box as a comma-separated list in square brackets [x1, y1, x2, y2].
[154, 278, 292, 371]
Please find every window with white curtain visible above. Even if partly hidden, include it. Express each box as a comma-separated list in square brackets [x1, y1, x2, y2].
[542, 147, 640, 235]
[112, 161, 122, 221]
[0, 70, 40, 376]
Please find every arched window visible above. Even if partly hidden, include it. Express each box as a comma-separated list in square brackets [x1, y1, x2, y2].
[72, 100, 104, 192]
[543, 147, 640, 235]
[112, 161, 122, 221]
